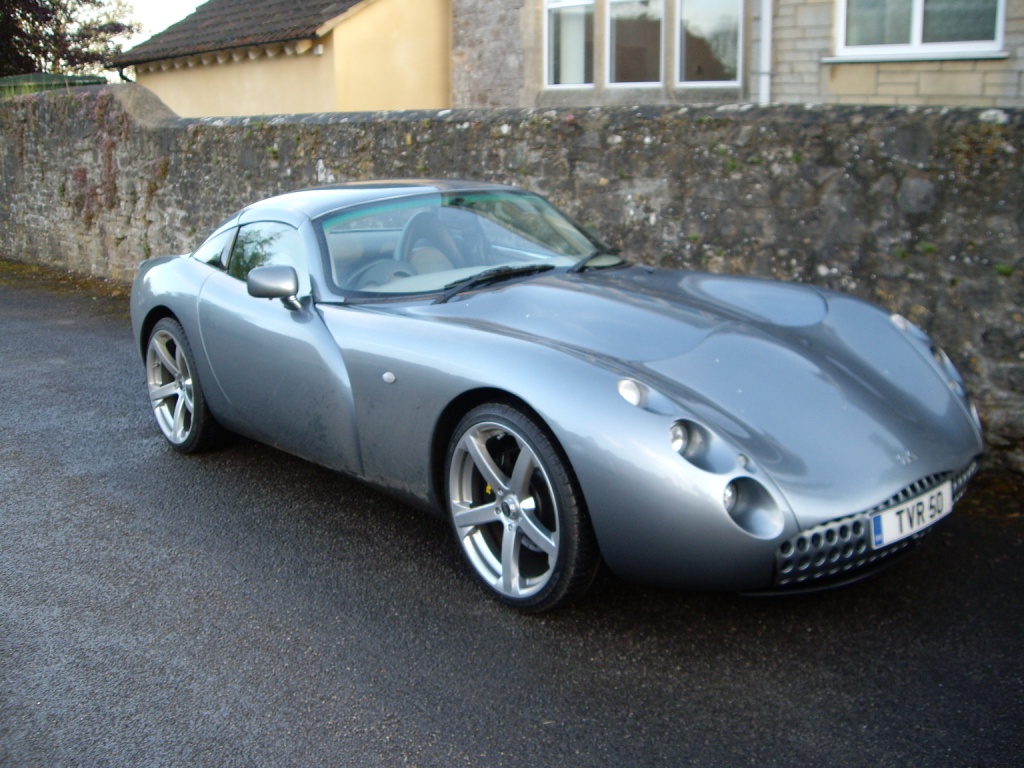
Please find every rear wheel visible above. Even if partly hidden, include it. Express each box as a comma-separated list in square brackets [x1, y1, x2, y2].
[145, 318, 221, 453]
[446, 403, 600, 611]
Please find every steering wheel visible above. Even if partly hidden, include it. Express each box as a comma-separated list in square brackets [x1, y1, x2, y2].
[395, 211, 461, 265]
[345, 258, 416, 290]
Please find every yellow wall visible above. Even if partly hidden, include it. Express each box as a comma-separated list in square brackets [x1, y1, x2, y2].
[133, 0, 451, 117]
[331, 0, 451, 111]
[137, 38, 338, 118]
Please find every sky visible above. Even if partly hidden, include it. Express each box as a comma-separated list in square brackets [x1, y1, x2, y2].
[124, 0, 204, 47]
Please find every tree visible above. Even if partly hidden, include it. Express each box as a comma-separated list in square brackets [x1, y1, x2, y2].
[0, 0, 139, 77]
[0, 1, 50, 77]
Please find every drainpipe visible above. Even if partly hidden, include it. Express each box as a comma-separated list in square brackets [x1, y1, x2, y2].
[758, 0, 773, 105]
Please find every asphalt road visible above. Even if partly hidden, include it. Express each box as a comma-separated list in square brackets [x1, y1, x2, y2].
[1, 259, 1022, 767]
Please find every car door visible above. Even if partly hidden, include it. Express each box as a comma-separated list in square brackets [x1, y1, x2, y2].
[196, 220, 361, 473]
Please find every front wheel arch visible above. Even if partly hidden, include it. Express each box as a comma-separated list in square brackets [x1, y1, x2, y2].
[441, 398, 601, 611]
[430, 389, 539, 514]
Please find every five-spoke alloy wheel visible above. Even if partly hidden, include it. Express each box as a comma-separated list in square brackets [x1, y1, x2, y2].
[446, 403, 599, 611]
[146, 318, 219, 453]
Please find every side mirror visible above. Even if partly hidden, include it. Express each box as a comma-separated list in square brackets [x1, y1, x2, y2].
[247, 265, 301, 310]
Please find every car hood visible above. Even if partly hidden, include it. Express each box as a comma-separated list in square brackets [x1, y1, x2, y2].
[406, 267, 982, 524]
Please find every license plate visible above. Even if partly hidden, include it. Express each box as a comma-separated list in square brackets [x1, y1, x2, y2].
[871, 480, 954, 549]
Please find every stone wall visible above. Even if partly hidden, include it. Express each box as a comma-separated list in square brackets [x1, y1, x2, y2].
[451, 0, 525, 108]
[1, 85, 1021, 470]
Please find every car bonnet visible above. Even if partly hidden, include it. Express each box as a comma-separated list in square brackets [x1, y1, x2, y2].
[414, 266, 983, 526]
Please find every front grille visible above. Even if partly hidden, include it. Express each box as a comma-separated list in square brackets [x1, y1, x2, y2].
[773, 459, 979, 589]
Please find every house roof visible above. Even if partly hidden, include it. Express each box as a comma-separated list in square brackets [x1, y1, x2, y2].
[114, 0, 363, 66]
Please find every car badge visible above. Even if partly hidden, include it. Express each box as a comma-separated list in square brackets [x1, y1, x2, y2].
[895, 450, 919, 466]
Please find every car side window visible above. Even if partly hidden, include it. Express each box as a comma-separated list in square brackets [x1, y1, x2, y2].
[227, 221, 309, 293]
[191, 228, 236, 268]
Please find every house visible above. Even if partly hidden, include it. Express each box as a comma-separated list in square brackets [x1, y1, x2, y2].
[466, 0, 1024, 109]
[113, 0, 452, 117]
[116, 0, 1023, 116]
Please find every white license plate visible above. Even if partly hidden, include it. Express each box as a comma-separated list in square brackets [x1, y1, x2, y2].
[870, 480, 954, 549]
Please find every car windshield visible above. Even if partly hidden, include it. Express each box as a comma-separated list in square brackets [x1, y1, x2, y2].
[317, 190, 605, 296]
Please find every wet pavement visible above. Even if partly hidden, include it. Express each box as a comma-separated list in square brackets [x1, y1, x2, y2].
[2, 260, 1022, 767]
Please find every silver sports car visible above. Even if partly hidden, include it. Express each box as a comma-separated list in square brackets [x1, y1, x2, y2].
[130, 180, 984, 611]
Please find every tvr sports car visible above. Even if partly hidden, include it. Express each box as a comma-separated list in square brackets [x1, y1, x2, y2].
[130, 179, 984, 611]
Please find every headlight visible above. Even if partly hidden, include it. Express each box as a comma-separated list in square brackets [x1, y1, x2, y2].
[723, 477, 785, 539]
[670, 421, 690, 454]
[617, 378, 643, 407]
[723, 481, 738, 514]
[890, 313, 929, 341]
[932, 345, 966, 396]
[932, 345, 953, 370]
[970, 402, 983, 431]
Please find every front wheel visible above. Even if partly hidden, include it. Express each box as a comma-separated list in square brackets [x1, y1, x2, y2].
[446, 403, 600, 611]
[145, 317, 221, 453]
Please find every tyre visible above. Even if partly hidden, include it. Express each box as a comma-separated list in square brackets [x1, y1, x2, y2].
[446, 403, 600, 611]
[145, 317, 221, 453]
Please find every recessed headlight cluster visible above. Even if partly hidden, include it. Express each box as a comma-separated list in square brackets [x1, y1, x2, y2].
[667, 418, 783, 539]
[618, 378, 784, 539]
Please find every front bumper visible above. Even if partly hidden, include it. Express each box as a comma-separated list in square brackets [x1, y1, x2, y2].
[770, 459, 980, 590]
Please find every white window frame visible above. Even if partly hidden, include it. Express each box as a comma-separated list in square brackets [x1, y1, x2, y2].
[675, 0, 742, 88]
[834, 0, 1007, 61]
[543, 0, 743, 90]
[606, 0, 664, 88]
[545, 0, 596, 89]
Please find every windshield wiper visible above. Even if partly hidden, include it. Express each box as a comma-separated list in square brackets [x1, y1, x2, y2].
[569, 248, 625, 273]
[433, 264, 555, 304]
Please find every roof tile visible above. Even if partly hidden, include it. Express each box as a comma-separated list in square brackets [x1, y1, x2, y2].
[115, 0, 363, 65]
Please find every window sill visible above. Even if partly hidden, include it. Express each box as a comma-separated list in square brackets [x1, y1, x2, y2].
[535, 85, 740, 108]
[823, 51, 1008, 65]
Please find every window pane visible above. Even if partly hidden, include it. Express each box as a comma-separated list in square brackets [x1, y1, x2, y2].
[680, 0, 739, 81]
[191, 228, 235, 268]
[228, 222, 303, 282]
[923, 0, 998, 42]
[449, 192, 596, 258]
[846, 0, 912, 46]
[611, 0, 663, 83]
[319, 193, 598, 294]
[548, 2, 594, 85]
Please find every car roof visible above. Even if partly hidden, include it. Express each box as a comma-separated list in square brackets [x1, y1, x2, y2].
[235, 179, 520, 225]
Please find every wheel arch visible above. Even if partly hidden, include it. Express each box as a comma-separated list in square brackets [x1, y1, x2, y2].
[137, 306, 179, 360]
[432, 386, 604, 610]
[429, 388, 578, 518]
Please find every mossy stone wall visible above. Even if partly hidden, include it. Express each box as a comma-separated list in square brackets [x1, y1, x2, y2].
[1, 85, 1021, 469]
